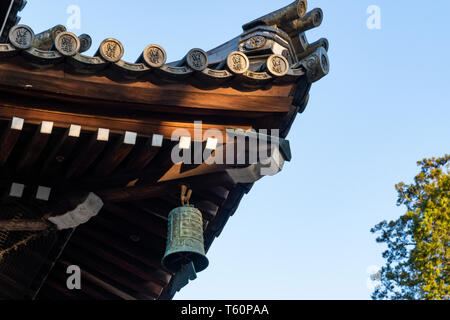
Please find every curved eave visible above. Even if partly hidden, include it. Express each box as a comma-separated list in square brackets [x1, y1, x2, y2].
[0, 44, 305, 89]
[0, 55, 301, 127]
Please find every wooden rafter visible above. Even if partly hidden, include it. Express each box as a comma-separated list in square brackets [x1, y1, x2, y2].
[0, 219, 48, 231]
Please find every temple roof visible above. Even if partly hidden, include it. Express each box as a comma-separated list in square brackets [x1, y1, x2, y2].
[0, 0, 329, 300]
[1, 1, 328, 90]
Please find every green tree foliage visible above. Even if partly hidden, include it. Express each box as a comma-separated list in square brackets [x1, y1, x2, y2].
[371, 155, 449, 300]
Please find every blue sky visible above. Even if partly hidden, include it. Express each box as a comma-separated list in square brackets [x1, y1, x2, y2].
[20, 1, 450, 299]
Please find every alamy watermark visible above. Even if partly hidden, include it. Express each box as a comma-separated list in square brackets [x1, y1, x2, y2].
[367, 5, 381, 30]
[169, 122, 284, 176]
[66, 265, 81, 290]
[67, 5, 81, 30]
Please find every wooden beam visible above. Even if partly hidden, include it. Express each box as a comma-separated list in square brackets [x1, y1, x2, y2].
[0, 219, 49, 231]
[91, 215, 166, 256]
[58, 260, 137, 300]
[93, 132, 136, 176]
[97, 183, 168, 202]
[39, 126, 80, 179]
[133, 199, 174, 221]
[31, 229, 75, 300]
[92, 168, 235, 204]
[62, 245, 159, 299]
[162, 171, 236, 191]
[0, 104, 249, 142]
[44, 261, 124, 300]
[78, 225, 170, 282]
[104, 202, 167, 239]
[76, 135, 276, 191]
[43, 279, 81, 300]
[69, 234, 165, 291]
[0, 274, 33, 299]
[196, 201, 219, 217]
[75, 140, 178, 190]
[157, 160, 227, 184]
[190, 187, 228, 207]
[124, 135, 162, 172]
[0, 61, 294, 113]
[48, 266, 114, 300]
[65, 129, 108, 179]
[16, 121, 53, 174]
[0, 117, 23, 166]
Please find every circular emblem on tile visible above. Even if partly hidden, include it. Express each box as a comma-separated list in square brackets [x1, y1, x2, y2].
[304, 47, 330, 82]
[51, 25, 67, 40]
[143, 44, 167, 68]
[297, 0, 308, 17]
[9, 25, 35, 50]
[78, 34, 92, 53]
[313, 8, 323, 26]
[186, 48, 209, 71]
[226, 51, 249, 74]
[55, 32, 81, 56]
[267, 54, 289, 77]
[99, 38, 124, 63]
[320, 48, 330, 74]
[244, 36, 266, 51]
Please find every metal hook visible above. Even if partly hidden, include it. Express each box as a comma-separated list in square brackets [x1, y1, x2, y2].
[181, 185, 192, 206]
